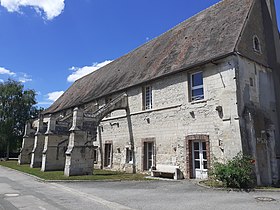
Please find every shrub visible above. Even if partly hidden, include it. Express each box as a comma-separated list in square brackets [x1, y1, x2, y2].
[212, 152, 255, 189]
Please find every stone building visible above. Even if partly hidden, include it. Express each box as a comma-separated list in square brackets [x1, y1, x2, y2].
[19, 0, 280, 185]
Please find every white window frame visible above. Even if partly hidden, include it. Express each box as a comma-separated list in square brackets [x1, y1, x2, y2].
[143, 85, 153, 110]
[190, 71, 204, 101]
[192, 141, 208, 179]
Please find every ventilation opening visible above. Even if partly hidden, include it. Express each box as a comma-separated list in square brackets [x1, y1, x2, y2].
[253, 35, 261, 53]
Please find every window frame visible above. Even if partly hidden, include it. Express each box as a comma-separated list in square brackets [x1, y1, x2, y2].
[142, 140, 156, 171]
[190, 71, 204, 101]
[142, 85, 153, 110]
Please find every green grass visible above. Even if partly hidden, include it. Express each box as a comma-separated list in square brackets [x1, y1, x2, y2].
[0, 160, 147, 181]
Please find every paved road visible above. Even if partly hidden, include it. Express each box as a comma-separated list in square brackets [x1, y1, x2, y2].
[0, 166, 279, 210]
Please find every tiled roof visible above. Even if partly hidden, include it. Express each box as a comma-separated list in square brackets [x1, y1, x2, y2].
[45, 0, 254, 114]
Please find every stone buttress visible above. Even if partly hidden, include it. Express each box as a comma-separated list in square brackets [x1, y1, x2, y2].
[64, 108, 97, 176]
[18, 122, 36, 165]
[30, 116, 46, 168]
[64, 93, 130, 176]
[41, 115, 69, 171]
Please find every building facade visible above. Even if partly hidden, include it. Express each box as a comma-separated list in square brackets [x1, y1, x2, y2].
[19, 0, 280, 185]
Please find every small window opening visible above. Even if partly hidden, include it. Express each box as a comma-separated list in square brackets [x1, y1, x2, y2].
[93, 148, 98, 164]
[250, 78, 254, 87]
[253, 36, 261, 53]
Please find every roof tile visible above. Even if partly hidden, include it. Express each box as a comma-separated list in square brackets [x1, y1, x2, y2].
[45, 0, 254, 114]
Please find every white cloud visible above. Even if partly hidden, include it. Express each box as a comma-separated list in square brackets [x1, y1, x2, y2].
[37, 101, 53, 106]
[47, 91, 64, 102]
[0, 79, 3, 83]
[0, 67, 16, 76]
[0, 67, 32, 83]
[18, 73, 32, 83]
[0, 0, 65, 20]
[67, 60, 112, 83]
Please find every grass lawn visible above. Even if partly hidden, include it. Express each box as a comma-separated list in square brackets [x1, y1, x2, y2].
[0, 160, 148, 181]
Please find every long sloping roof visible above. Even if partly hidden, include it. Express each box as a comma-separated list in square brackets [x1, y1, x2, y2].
[45, 0, 254, 114]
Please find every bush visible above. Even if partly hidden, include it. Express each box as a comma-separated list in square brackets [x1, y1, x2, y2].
[212, 152, 255, 189]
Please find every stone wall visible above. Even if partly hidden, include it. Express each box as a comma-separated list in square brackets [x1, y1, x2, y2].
[237, 55, 279, 185]
[92, 55, 243, 177]
[29, 53, 278, 183]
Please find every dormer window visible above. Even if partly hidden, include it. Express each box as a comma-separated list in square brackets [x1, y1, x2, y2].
[253, 35, 261, 53]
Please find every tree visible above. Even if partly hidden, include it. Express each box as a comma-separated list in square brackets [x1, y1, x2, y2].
[0, 79, 38, 159]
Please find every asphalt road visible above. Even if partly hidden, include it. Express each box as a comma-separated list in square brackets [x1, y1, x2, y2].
[0, 166, 279, 210]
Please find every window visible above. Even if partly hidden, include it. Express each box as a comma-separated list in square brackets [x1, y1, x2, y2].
[190, 72, 204, 101]
[104, 143, 112, 167]
[186, 134, 210, 179]
[253, 35, 261, 53]
[126, 148, 133, 164]
[93, 148, 98, 164]
[143, 85, 153, 110]
[143, 141, 155, 170]
[250, 77, 254, 87]
[192, 141, 208, 179]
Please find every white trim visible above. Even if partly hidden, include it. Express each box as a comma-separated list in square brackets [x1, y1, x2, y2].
[144, 85, 153, 110]
[192, 141, 208, 179]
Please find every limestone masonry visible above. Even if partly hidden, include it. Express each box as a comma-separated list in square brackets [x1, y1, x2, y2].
[19, 0, 280, 186]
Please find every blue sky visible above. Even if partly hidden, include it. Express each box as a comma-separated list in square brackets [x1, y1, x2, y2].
[0, 0, 279, 108]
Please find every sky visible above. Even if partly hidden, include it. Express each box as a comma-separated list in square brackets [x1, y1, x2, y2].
[0, 0, 280, 109]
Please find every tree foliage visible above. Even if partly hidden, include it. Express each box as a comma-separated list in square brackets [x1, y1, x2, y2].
[0, 79, 39, 158]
